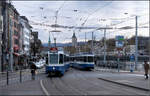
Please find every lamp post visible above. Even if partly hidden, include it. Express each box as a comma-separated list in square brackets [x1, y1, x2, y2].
[104, 27, 106, 66]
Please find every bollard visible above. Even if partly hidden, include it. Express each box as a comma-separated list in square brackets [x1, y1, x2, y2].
[20, 70, 22, 83]
[7, 71, 9, 85]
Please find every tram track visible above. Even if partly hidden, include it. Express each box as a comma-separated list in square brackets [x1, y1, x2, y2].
[50, 77, 66, 95]
[59, 72, 88, 95]
[41, 68, 88, 95]
[41, 68, 149, 95]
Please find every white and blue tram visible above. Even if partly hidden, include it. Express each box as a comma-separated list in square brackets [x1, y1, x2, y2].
[45, 50, 70, 76]
[71, 54, 95, 70]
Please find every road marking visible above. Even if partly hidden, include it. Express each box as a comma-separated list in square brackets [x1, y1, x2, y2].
[40, 80, 49, 96]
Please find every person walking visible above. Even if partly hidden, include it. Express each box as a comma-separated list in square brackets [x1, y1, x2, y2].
[30, 62, 37, 80]
[144, 61, 149, 79]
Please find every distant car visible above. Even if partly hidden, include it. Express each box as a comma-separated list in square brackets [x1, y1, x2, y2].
[35, 59, 45, 69]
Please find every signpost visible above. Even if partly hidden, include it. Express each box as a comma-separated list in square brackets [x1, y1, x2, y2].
[115, 36, 124, 72]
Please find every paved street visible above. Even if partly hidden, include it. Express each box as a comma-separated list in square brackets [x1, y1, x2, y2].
[0, 68, 149, 95]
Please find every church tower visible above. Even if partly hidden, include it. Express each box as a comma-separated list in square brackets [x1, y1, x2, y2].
[72, 32, 77, 47]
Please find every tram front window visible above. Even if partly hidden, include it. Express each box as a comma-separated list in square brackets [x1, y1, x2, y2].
[50, 54, 58, 64]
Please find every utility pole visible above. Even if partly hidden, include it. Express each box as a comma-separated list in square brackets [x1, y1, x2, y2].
[0, 14, 3, 72]
[85, 32, 86, 44]
[54, 38, 56, 48]
[92, 32, 94, 54]
[135, 16, 138, 70]
[104, 28, 106, 66]
[85, 32, 86, 52]
[48, 31, 50, 65]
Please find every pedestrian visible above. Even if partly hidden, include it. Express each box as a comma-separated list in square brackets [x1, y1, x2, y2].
[143, 61, 149, 79]
[30, 62, 37, 80]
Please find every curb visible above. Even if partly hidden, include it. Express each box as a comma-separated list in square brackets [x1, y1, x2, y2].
[98, 78, 150, 91]
[95, 69, 117, 73]
[95, 68, 144, 75]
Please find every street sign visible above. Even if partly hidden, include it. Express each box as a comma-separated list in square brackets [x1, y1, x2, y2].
[115, 35, 124, 49]
[115, 36, 124, 41]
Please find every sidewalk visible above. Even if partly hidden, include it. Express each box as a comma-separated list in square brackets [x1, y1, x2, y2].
[0, 79, 44, 95]
[98, 72, 150, 91]
[0, 68, 45, 86]
[0, 72, 46, 95]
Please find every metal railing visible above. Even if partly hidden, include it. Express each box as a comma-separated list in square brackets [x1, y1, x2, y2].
[95, 61, 145, 72]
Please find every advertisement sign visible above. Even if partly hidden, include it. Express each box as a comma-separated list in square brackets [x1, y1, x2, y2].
[130, 54, 135, 61]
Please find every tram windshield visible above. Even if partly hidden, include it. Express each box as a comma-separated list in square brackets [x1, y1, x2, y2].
[50, 54, 58, 64]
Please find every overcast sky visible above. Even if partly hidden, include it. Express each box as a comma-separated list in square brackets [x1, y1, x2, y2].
[12, 1, 149, 43]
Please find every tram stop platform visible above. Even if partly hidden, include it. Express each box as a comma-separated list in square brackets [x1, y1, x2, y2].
[97, 70, 150, 91]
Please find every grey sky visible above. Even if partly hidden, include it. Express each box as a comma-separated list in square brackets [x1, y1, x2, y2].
[12, 1, 149, 43]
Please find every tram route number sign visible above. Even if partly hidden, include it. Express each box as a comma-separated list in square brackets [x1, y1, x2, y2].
[50, 47, 58, 52]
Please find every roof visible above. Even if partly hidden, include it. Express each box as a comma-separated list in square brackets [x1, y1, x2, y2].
[72, 32, 76, 38]
[7, 3, 19, 15]
[20, 16, 29, 22]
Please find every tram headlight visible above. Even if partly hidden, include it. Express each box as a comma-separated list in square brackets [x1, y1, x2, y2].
[53, 67, 55, 70]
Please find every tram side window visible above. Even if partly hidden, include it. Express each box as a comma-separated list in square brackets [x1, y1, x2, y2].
[67, 56, 69, 62]
[59, 54, 63, 64]
[64, 55, 66, 62]
[46, 54, 48, 64]
[88, 56, 94, 62]
[77, 57, 80, 61]
[84, 56, 87, 62]
[80, 56, 84, 62]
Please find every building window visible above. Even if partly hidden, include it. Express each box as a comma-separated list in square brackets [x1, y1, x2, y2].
[14, 30, 18, 36]
[14, 39, 19, 45]
[0, 16, 2, 30]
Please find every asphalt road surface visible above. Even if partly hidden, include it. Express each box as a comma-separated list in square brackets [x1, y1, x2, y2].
[0, 68, 149, 95]
[42, 68, 149, 95]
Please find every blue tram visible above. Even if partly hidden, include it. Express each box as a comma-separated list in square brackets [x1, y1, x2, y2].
[45, 50, 70, 76]
[71, 54, 95, 70]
